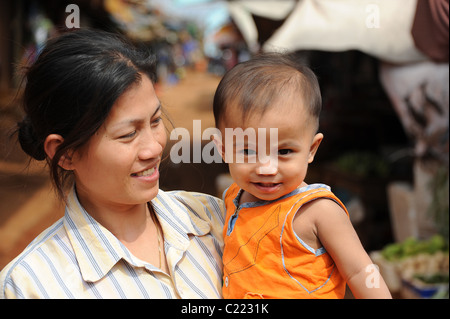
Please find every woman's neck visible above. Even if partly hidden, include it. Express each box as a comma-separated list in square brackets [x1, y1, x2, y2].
[75, 186, 150, 241]
[76, 188, 167, 271]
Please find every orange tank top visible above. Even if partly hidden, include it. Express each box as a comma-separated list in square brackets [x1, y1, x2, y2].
[222, 183, 349, 299]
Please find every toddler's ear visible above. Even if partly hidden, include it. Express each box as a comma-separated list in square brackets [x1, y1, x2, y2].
[212, 133, 226, 161]
[308, 133, 323, 164]
[44, 134, 74, 170]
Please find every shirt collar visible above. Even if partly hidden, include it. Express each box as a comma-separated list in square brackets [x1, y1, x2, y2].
[64, 186, 140, 282]
[150, 189, 212, 251]
[63, 186, 212, 282]
[231, 183, 331, 209]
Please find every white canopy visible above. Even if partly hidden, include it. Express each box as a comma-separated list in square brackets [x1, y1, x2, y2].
[228, 0, 427, 63]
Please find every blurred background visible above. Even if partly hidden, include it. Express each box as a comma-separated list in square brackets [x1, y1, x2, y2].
[0, 0, 448, 298]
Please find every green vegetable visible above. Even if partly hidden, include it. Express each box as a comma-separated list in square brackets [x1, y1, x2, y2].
[414, 273, 449, 284]
[381, 235, 448, 261]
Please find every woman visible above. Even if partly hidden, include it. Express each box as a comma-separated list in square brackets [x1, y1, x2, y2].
[0, 29, 224, 298]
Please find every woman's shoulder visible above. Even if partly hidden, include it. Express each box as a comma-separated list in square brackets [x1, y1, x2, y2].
[0, 217, 66, 298]
[153, 189, 225, 237]
[156, 189, 223, 216]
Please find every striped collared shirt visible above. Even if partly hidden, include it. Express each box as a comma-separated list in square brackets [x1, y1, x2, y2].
[0, 186, 224, 299]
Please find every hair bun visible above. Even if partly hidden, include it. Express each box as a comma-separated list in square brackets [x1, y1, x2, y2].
[17, 117, 46, 161]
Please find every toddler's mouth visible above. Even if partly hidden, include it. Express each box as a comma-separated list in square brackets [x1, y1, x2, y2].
[252, 182, 282, 193]
[255, 182, 280, 187]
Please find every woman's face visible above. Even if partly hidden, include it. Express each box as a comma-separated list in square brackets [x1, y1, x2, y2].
[71, 74, 166, 210]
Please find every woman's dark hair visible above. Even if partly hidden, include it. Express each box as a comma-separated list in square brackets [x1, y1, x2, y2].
[17, 28, 157, 198]
[213, 52, 322, 130]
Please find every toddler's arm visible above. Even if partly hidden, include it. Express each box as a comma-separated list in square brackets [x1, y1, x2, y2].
[302, 199, 392, 298]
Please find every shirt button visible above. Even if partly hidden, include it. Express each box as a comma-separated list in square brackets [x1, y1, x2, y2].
[225, 276, 229, 287]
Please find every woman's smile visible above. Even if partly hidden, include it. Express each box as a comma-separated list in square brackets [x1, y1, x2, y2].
[131, 165, 160, 183]
[132, 166, 156, 177]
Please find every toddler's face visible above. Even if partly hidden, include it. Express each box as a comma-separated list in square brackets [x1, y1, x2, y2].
[218, 102, 322, 202]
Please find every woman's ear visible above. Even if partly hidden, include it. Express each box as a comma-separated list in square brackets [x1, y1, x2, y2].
[308, 133, 324, 164]
[44, 134, 74, 170]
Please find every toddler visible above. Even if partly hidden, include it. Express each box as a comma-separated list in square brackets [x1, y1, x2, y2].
[213, 52, 391, 299]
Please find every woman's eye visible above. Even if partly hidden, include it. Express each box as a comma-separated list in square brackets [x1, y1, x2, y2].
[278, 149, 292, 156]
[120, 131, 136, 139]
[151, 116, 162, 126]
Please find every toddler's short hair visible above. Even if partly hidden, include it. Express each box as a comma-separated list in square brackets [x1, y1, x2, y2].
[213, 52, 322, 131]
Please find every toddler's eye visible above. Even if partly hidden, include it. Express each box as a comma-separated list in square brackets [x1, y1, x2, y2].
[278, 149, 292, 156]
[241, 149, 256, 156]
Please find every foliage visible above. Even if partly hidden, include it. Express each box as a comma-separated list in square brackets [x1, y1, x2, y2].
[381, 235, 448, 261]
[335, 151, 389, 178]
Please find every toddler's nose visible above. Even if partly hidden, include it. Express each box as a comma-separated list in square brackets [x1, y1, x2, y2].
[256, 157, 278, 175]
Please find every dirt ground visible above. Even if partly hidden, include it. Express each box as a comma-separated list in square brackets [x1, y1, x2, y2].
[0, 69, 225, 270]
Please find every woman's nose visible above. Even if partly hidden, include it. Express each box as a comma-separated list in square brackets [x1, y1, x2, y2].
[138, 130, 163, 160]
